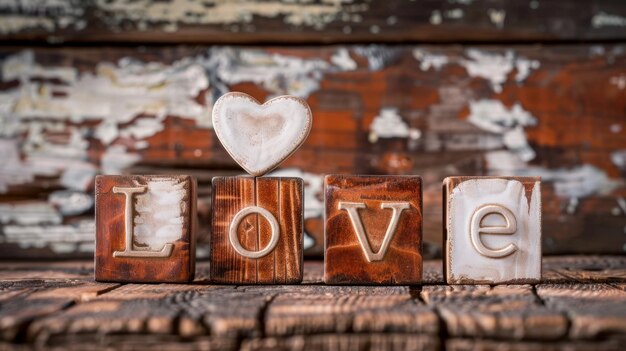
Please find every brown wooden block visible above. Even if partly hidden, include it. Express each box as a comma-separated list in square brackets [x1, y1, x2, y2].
[95, 175, 196, 283]
[443, 176, 541, 284]
[210, 176, 303, 284]
[324, 175, 423, 285]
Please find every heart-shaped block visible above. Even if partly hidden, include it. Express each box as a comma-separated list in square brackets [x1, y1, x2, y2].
[212, 92, 312, 176]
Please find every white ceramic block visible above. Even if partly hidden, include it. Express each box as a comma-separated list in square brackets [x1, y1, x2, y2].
[444, 176, 541, 284]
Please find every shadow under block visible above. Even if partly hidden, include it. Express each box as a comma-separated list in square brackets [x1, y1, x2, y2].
[210, 176, 304, 284]
[443, 176, 542, 284]
[324, 175, 423, 285]
[95, 175, 196, 283]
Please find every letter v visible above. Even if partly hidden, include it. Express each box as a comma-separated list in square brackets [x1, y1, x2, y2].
[338, 202, 410, 262]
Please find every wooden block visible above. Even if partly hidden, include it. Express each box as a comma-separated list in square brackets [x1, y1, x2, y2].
[95, 175, 196, 283]
[324, 175, 423, 285]
[210, 176, 303, 284]
[443, 176, 541, 284]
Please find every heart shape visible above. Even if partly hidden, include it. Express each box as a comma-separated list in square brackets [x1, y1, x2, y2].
[212, 92, 312, 176]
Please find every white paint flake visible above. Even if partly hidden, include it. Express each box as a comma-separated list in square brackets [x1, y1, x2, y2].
[95, 0, 364, 31]
[610, 75, 626, 90]
[461, 50, 513, 93]
[331, 48, 357, 70]
[369, 108, 421, 142]
[48, 190, 93, 216]
[0, 202, 62, 225]
[514, 57, 541, 83]
[210, 48, 330, 98]
[413, 49, 449, 71]
[592, 12, 626, 28]
[101, 145, 141, 175]
[467, 99, 537, 161]
[414, 49, 540, 92]
[1, 220, 95, 253]
[0, 0, 85, 35]
[487, 8, 506, 29]
[430, 10, 442, 25]
[612, 150, 626, 171]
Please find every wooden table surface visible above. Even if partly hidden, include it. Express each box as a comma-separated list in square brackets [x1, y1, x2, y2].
[1, 256, 625, 350]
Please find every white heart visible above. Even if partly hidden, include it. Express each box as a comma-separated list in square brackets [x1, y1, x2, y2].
[212, 92, 312, 176]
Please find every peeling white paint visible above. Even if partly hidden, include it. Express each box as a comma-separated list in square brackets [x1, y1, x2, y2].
[514, 57, 540, 83]
[429, 10, 442, 25]
[0, 0, 85, 35]
[486, 151, 622, 201]
[3, 51, 77, 83]
[331, 48, 357, 70]
[0, 202, 62, 225]
[413, 49, 540, 92]
[467, 99, 537, 161]
[533, 165, 621, 199]
[610, 75, 626, 90]
[0, 139, 35, 193]
[100, 145, 141, 175]
[487, 8, 506, 29]
[95, 0, 364, 32]
[445, 8, 464, 19]
[1, 220, 95, 253]
[133, 178, 186, 251]
[353, 45, 399, 71]
[612, 150, 626, 171]
[210, 48, 330, 98]
[592, 12, 626, 28]
[413, 49, 449, 71]
[119, 117, 164, 140]
[368, 108, 421, 142]
[48, 190, 93, 216]
[461, 50, 513, 93]
[0, 47, 341, 196]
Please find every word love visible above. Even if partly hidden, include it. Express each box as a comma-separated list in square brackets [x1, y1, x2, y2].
[94, 174, 541, 285]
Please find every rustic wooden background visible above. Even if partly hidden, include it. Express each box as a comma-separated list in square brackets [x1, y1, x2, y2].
[0, 0, 625, 259]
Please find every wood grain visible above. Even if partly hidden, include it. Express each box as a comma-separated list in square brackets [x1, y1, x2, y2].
[95, 175, 196, 283]
[421, 284, 568, 340]
[210, 176, 303, 284]
[324, 175, 423, 285]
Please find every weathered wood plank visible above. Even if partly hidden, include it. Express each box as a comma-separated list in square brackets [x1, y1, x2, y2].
[542, 255, 626, 283]
[421, 285, 568, 340]
[241, 333, 440, 351]
[0, 280, 118, 342]
[26, 283, 277, 345]
[0, 0, 625, 44]
[259, 286, 438, 336]
[446, 338, 626, 351]
[536, 283, 626, 339]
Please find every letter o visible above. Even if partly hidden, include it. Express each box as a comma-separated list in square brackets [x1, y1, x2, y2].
[229, 206, 280, 259]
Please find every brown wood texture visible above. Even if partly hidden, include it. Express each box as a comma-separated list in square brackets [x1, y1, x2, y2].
[324, 175, 423, 285]
[0, 255, 624, 350]
[0, 0, 625, 44]
[210, 176, 303, 284]
[95, 175, 196, 283]
[0, 44, 624, 259]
